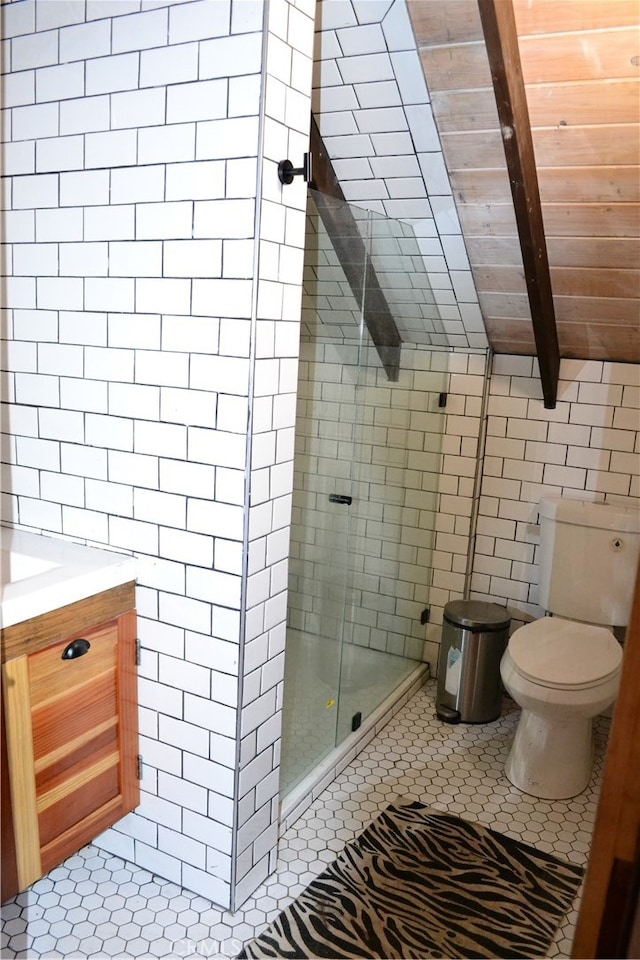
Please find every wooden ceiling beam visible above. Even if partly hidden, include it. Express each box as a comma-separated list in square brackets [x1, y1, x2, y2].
[309, 114, 402, 381]
[477, 0, 560, 408]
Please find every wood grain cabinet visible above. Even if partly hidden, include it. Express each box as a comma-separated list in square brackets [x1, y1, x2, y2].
[1, 582, 139, 903]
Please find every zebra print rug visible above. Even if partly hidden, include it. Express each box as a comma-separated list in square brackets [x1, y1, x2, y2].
[239, 801, 583, 959]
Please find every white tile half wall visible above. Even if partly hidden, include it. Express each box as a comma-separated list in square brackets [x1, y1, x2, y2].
[1, 0, 316, 911]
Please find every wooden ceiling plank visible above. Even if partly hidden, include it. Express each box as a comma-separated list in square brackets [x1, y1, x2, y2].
[422, 28, 640, 92]
[474, 265, 527, 294]
[551, 268, 640, 300]
[451, 166, 640, 204]
[531, 127, 640, 168]
[479, 291, 534, 320]
[408, 0, 483, 46]
[485, 319, 640, 364]
[459, 201, 640, 238]
[464, 236, 528, 266]
[441, 125, 640, 171]
[541, 203, 640, 238]
[545, 237, 640, 270]
[418, 42, 493, 92]
[483, 317, 537, 347]
[555, 323, 640, 363]
[308, 115, 402, 381]
[433, 80, 640, 132]
[513, 0, 640, 36]
[481, 292, 640, 325]
[526, 79, 640, 127]
[554, 296, 640, 325]
[431, 89, 500, 133]
[476, 264, 640, 299]
[519, 28, 640, 84]
[439, 130, 506, 170]
[456, 203, 519, 236]
[477, 0, 560, 407]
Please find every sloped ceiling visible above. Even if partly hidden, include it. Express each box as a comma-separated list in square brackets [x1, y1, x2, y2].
[410, 0, 640, 363]
[313, 0, 640, 363]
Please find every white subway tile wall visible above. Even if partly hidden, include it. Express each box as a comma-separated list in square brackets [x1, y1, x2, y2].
[1, 0, 315, 911]
[471, 356, 640, 625]
[418, 353, 640, 668]
[420, 350, 488, 666]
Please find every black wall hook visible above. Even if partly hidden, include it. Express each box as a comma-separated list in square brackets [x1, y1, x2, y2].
[278, 153, 312, 185]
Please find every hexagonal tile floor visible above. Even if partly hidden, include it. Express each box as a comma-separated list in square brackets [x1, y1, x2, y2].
[1, 680, 609, 958]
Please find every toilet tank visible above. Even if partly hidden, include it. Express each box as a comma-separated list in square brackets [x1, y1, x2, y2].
[538, 497, 640, 626]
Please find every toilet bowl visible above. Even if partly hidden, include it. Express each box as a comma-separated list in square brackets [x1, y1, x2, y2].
[500, 617, 622, 799]
[498, 495, 638, 799]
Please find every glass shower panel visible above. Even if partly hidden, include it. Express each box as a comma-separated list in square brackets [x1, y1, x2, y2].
[280, 193, 365, 795]
[335, 208, 449, 745]
[281, 189, 450, 799]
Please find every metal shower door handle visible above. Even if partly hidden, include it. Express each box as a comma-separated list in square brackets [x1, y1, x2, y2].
[328, 494, 352, 505]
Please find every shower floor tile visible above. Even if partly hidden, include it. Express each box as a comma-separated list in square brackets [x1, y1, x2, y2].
[1, 680, 609, 959]
[280, 629, 420, 796]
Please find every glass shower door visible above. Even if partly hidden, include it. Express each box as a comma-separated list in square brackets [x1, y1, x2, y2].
[279, 193, 364, 794]
[334, 206, 449, 745]
[281, 190, 449, 798]
[279, 475, 351, 792]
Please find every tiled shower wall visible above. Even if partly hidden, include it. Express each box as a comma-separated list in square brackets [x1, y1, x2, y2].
[0, 0, 315, 911]
[470, 355, 640, 626]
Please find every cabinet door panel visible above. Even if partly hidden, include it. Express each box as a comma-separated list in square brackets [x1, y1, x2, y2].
[40, 796, 123, 877]
[30, 620, 122, 839]
[32, 671, 117, 771]
[2, 600, 139, 899]
[39, 762, 120, 848]
[28, 623, 118, 706]
[35, 723, 118, 789]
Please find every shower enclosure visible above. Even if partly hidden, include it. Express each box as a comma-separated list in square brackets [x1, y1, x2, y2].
[280, 190, 450, 799]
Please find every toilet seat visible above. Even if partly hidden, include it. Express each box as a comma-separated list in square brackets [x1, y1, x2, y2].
[508, 618, 622, 690]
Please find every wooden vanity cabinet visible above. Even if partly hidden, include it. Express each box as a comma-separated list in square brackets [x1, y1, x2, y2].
[1, 582, 139, 902]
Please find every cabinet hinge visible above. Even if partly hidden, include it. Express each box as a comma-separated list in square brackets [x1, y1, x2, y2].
[135, 639, 141, 666]
[136, 755, 143, 780]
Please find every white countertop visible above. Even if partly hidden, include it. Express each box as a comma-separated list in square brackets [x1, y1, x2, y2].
[1, 528, 137, 629]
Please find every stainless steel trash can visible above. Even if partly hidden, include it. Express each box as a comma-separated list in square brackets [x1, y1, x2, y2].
[436, 600, 511, 724]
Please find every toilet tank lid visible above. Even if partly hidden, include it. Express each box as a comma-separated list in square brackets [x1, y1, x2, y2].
[539, 496, 640, 533]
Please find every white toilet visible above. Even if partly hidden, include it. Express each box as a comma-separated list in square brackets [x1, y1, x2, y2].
[500, 496, 640, 799]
